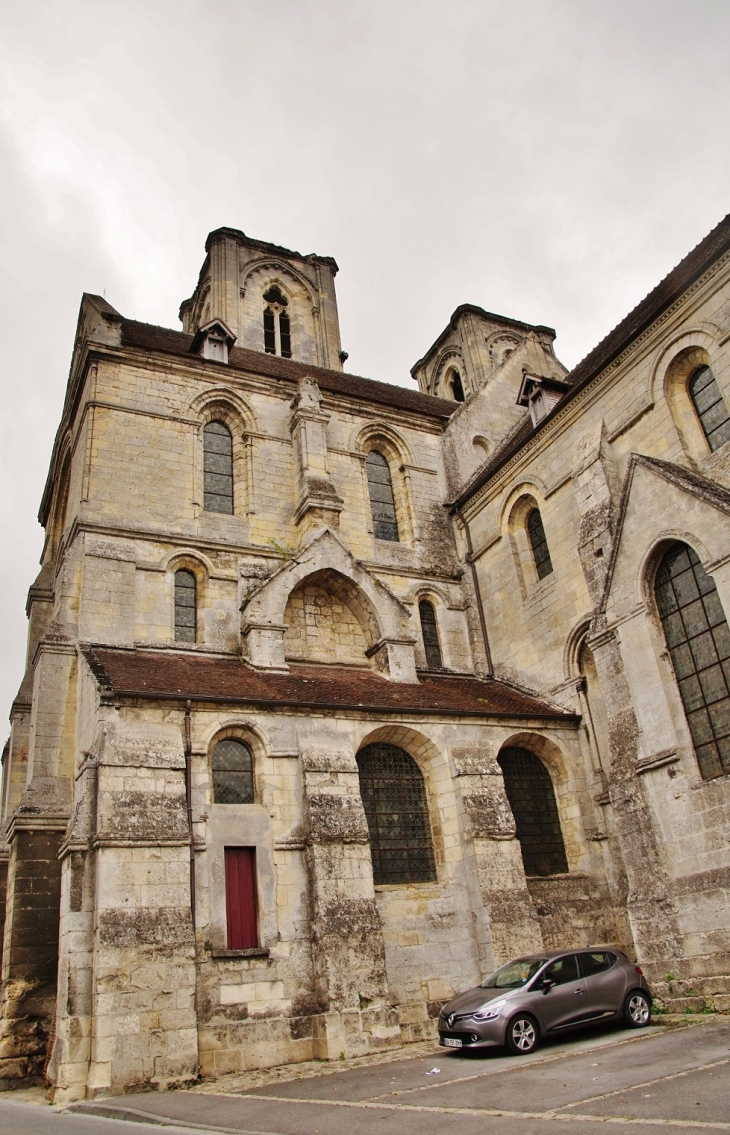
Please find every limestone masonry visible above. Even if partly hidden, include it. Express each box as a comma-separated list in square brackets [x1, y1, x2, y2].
[1, 218, 730, 1100]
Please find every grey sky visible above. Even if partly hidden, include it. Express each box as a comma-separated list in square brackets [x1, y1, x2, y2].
[1, 0, 728, 727]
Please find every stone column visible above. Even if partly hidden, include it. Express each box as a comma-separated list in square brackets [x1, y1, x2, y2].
[587, 625, 683, 978]
[300, 744, 399, 1059]
[290, 378, 343, 539]
[451, 745, 543, 968]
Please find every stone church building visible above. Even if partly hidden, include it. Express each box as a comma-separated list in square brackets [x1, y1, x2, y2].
[1, 214, 729, 1101]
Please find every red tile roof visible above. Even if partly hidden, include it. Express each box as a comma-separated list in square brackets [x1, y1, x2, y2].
[84, 646, 576, 720]
[120, 319, 457, 421]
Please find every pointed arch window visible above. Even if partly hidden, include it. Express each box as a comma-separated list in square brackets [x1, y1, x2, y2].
[263, 285, 292, 358]
[689, 365, 730, 452]
[212, 738, 255, 803]
[357, 743, 436, 885]
[174, 569, 197, 643]
[419, 600, 443, 668]
[203, 420, 233, 514]
[498, 748, 568, 876]
[527, 507, 553, 579]
[655, 541, 730, 779]
[366, 450, 399, 541]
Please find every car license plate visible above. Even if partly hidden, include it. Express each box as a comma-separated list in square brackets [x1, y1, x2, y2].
[441, 1037, 462, 1048]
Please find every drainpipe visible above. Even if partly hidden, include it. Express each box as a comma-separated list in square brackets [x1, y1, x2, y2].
[455, 505, 493, 676]
[184, 699, 196, 930]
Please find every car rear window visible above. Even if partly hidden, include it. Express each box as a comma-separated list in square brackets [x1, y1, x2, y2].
[579, 951, 616, 976]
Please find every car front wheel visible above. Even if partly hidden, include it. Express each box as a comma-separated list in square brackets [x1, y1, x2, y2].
[505, 1013, 539, 1055]
[623, 990, 651, 1028]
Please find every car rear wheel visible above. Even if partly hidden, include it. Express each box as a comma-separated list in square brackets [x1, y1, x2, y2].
[623, 990, 651, 1028]
[505, 1014, 539, 1055]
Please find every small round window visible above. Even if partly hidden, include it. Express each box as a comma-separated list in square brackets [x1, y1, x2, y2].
[212, 739, 254, 804]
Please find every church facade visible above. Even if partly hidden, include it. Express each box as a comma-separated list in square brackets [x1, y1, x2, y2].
[1, 216, 729, 1101]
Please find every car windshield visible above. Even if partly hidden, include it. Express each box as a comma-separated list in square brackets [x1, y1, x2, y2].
[480, 958, 547, 989]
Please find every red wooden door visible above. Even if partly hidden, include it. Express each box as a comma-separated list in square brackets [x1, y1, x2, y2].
[224, 847, 258, 949]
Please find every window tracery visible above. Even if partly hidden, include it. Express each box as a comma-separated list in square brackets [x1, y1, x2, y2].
[357, 743, 436, 885]
[655, 541, 730, 779]
[263, 285, 292, 358]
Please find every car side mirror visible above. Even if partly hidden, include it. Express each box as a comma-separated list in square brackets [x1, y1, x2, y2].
[539, 977, 554, 994]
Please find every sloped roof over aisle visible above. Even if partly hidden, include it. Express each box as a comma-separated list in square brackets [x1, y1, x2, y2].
[84, 646, 577, 720]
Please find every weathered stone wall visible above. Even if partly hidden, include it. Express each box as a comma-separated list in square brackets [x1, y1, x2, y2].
[462, 254, 730, 996]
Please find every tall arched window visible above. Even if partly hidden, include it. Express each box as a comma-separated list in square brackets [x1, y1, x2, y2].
[527, 508, 553, 579]
[449, 369, 465, 402]
[366, 450, 399, 541]
[263, 285, 292, 358]
[203, 420, 233, 514]
[212, 738, 254, 803]
[655, 541, 730, 780]
[498, 748, 568, 876]
[689, 365, 730, 452]
[419, 600, 443, 668]
[357, 743, 436, 885]
[174, 569, 197, 643]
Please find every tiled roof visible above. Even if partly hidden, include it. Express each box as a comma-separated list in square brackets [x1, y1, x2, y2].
[120, 320, 457, 421]
[84, 646, 576, 720]
[452, 210, 730, 506]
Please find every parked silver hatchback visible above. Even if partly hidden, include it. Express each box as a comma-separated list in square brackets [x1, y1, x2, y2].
[439, 948, 652, 1055]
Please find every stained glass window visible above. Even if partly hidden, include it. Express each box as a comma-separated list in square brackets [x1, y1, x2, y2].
[213, 739, 254, 804]
[357, 743, 436, 885]
[527, 508, 553, 580]
[419, 600, 443, 669]
[655, 541, 730, 779]
[689, 366, 730, 452]
[366, 451, 399, 542]
[498, 748, 568, 876]
[203, 420, 234, 514]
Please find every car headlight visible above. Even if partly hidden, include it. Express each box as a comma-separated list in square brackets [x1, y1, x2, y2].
[471, 999, 506, 1021]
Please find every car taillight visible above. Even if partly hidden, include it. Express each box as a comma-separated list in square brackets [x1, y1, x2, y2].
[635, 966, 643, 975]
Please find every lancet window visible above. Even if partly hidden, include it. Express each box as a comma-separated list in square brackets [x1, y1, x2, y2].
[203, 420, 234, 513]
[527, 507, 553, 579]
[419, 600, 443, 668]
[366, 450, 399, 541]
[174, 569, 197, 643]
[263, 285, 292, 358]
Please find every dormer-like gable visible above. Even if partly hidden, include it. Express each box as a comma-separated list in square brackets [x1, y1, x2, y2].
[517, 372, 570, 427]
[190, 318, 236, 364]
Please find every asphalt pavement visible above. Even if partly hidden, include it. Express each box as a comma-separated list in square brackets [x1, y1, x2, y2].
[1, 1017, 728, 1134]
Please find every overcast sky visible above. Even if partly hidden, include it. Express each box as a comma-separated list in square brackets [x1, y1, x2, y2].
[0, 0, 728, 728]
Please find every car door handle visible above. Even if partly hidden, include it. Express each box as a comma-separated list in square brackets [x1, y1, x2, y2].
[575, 989, 584, 994]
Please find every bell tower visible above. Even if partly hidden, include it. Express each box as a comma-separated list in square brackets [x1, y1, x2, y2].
[179, 227, 345, 370]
